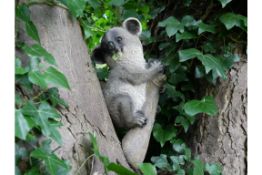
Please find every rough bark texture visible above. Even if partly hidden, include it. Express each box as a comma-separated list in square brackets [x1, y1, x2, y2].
[28, 4, 129, 174]
[190, 59, 247, 175]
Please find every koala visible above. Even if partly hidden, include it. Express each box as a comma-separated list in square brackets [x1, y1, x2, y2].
[92, 17, 163, 129]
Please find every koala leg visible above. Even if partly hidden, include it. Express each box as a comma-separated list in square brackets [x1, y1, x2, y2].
[111, 94, 147, 129]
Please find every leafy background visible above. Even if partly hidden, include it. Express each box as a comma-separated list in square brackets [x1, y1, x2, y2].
[15, 0, 246, 175]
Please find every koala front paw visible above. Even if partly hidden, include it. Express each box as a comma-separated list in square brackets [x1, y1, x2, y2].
[149, 60, 164, 73]
[134, 111, 147, 127]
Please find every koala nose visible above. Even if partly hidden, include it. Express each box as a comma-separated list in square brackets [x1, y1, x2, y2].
[108, 41, 115, 50]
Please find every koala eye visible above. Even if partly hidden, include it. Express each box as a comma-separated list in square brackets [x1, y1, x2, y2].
[116, 36, 122, 43]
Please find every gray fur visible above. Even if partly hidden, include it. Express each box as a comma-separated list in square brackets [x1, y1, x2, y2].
[92, 18, 163, 129]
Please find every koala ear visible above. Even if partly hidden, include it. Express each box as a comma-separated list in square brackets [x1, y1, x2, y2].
[122, 17, 142, 36]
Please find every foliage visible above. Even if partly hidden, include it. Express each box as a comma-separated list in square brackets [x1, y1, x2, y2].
[89, 133, 157, 175]
[15, 3, 70, 175]
[73, 0, 246, 174]
[16, 0, 247, 174]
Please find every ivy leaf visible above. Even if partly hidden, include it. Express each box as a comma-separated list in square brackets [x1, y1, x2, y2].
[184, 96, 218, 116]
[153, 123, 177, 147]
[217, 0, 232, 8]
[22, 101, 38, 117]
[197, 21, 216, 34]
[158, 17, 184, 37]
[107, 163, 137, 175]
[22, 44, 56, 65]
[86, 0, 101, 9]
[139, 163, 157, 175]
[24, 167, 39, 175]
[58, 0, 86, 17]
[219, 13, 247, 31]
[38, 102, 60, 119]
[49, 122, 62, 145]
[37, 102, 60, 136]
[178, 48, 202, 62]
[30, 148, 70, 175]
[28, 71, 47, 89]
[181, 15, 196, 27]
[172, 139, 186, 153]
[193, 159, 204, 175]
[15, 58, 28, 75]
[43, 66, 70, 89]
[177, 169, 186, 175]
[151, 154, 171, 170]
[197, 54, 227, 79]
[176, 31, 196, 42]
[25, 21, 40, 43]
[15, 110, 31, 140]
[48, 88, 68, 107]
[16, 4, 30, 22]
[175, 116, 190, 132]
[109, 0, 126, 6]
[205, 163, 222, 175]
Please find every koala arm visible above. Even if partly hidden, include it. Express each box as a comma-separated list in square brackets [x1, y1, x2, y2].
[119, 61, 163, 85]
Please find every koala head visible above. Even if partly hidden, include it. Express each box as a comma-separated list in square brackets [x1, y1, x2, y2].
[101, 17, 143, 56]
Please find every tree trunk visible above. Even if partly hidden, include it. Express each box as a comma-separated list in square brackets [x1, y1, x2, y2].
[26, 4, 129, 174]
[190, 59, 247, 175]
[19, 3, 162, 174]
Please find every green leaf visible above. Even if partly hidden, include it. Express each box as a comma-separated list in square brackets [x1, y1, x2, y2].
[109, 0, 126, 6]
[31, 148, 70, 175]
[48, 88, 68, 107]
[181, 15, 196, 27]
[43, 66, 70, 89]
[205, 163, 222, 175]
[158, 16, 184, 37]
[49, 123, 62, 145]
[59, 0, 86, 17]
[217, 0, 232, 8]
[184, 96, 218, 116]
[165, 84, 185, 101]
[197, 54, 227, 79]
[22, 101, 38, 116]
[38, 101, 60, 119]
[24, 167, 39, 175]
[15, 110, 31, 140]
[16, 4, 30, 22]
[219, 13, 247, 31]
[175, 116, 190, 132]
[153, 123, 177, 147]
[139, 163, 157, 175]
[178, 48, 202, 62]
[176, 31, 196, 42]
[151, 154, 171, 170]
[25, 21, 40, 43]
[177, 169, 186, 175]
[197, 21, 216, 34]
[193, 159, 204, 175]
[172, 139, 186, 153]
[22, 44, 56, 65]
[28, 71, 47, 89]
[37, 102, 60, 136]
[107, 163, 137, 175]
[15, 58, 28, 75]
[170, 156, 185, 170]
[86, 0, 101, 9]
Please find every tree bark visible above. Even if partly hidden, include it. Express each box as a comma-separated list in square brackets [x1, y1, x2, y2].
[190, 59, 247, 175]
[27, 4, 129, 174]
[19, 3, 163, 174]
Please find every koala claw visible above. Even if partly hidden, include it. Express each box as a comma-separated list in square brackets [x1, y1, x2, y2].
[149, 60, 164, 73]
[134, 111, 147, 127]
